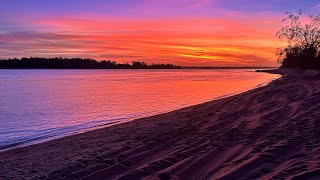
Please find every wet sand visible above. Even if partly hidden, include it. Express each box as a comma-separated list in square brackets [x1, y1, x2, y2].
[1, 69, 320, 179]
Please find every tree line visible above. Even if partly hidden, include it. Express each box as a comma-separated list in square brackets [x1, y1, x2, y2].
[0, 57, 182, 69]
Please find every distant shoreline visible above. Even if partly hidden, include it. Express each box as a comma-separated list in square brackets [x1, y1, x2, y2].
[0, 67, 277, 69]
[0, 57, 277, 69]
[2, 69, 319, 179]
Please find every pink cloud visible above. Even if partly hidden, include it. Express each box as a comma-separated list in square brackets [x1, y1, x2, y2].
[0, 12, 282, 66]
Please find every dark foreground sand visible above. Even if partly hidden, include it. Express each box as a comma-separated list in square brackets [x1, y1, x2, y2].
[1, 69, 320, 180]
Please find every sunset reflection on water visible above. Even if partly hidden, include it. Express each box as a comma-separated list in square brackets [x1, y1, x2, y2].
[0, 69, 280, 150]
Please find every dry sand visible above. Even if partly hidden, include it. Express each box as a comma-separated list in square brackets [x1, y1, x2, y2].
[1, 69, 320, 180]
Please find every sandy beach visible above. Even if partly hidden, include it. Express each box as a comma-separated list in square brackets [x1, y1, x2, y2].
[1, 69, 320, 179]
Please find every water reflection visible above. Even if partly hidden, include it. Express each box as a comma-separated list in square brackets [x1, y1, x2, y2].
[0, 69, 280, 150]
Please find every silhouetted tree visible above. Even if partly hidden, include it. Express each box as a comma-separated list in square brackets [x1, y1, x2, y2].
[132, 61, 148, 69]
[276, 11, 320, 70]
[0, 57, 182, 69]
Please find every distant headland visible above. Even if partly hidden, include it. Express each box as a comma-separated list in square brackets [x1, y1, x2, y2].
[0, 57, 276, 69]
[0, 57, 182, 69]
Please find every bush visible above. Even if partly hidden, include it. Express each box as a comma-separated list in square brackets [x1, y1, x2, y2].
[276, 11, 320, 70]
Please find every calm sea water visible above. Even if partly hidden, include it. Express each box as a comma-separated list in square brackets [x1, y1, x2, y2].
[0, 69, 280, 150]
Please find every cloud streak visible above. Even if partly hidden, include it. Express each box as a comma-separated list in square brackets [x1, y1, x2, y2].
[0, 15, 281, 66]
[1, 0, 314, 66]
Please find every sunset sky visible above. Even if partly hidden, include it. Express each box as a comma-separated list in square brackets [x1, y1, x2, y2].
[1, 0, 319, 66]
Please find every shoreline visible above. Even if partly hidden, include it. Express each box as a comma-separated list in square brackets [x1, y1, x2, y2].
[1, 69, 320, 179]
[0, 69, 280, 153]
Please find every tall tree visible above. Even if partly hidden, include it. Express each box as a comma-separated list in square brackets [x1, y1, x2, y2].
[276, 11, 320, 69]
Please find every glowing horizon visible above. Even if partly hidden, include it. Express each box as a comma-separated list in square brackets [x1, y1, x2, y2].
[1, 0, 319, 66]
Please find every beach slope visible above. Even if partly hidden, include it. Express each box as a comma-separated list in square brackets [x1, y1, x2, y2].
[1, 69, 320, 179]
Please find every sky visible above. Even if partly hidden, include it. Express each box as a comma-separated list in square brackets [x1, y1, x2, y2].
[0, 0, 319, 66]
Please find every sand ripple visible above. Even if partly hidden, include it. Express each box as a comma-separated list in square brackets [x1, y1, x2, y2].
[1, 69, 320, 180]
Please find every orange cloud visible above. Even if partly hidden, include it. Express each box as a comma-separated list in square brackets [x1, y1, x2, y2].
[1, 16, 282, 66]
